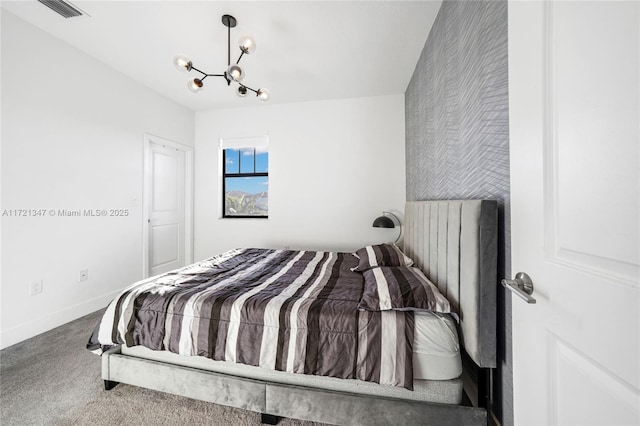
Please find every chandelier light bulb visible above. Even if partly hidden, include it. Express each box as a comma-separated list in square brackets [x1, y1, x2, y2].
[173, 54, 192, 72]
[257, 88, 270, 101]
[187, 78, 204, 93]
[236, 86, 248, 97]
[238, 35, 256, 54]
[227, 64, 244, 82]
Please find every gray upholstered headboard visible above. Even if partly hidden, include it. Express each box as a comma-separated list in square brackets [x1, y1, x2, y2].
[404, 200, 497, 369]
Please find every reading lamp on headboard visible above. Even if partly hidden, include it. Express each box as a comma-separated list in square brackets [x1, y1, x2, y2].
[372, 211, 402, 244]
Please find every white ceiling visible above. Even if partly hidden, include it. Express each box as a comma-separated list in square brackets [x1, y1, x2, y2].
[2, 0, 442, 111]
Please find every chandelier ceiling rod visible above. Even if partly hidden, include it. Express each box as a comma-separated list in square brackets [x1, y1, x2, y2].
[173, 14, 270, 101]
[227, 15, 232, 66]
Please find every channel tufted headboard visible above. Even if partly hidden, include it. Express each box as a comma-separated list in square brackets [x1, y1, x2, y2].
[404, 200, 497, 368]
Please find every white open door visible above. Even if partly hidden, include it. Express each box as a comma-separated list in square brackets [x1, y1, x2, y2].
[508, 1, 639, 425]
[143, 134, 193, 278]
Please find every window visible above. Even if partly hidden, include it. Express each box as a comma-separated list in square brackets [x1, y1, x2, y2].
[223, 147, 268, 218]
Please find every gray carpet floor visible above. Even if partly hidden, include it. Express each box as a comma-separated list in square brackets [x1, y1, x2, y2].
[0, 309, 326, 426]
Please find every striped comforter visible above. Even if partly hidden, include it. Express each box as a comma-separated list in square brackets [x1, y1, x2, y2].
[87, 248, 415, 389]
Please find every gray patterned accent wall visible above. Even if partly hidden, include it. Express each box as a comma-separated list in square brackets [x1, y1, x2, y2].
[405, 1, 512, 424]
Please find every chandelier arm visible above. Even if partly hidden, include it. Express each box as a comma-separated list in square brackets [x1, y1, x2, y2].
[236, 51, 245, 65]
[238, 83, 259, 94]
[190, 65, 226, 79]
[202, 74, 230, 82]
[189, 65, 205, 75]
[190, 65, 211, 76]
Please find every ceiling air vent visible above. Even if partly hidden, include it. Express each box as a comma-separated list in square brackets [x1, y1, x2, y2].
[37, 0, 84, 19]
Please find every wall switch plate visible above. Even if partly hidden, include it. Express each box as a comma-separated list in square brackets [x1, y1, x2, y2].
[80, 269, 89, 282]
[30, 280, 43, 296]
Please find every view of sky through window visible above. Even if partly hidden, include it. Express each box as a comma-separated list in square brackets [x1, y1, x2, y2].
[224, 147, 268, 217]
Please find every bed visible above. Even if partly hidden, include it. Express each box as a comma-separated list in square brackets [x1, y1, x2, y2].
[88, 200, 497, 425]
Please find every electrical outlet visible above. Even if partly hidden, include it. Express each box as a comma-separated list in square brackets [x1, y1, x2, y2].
[80, 269, 89, 282]
[29, 280, 43, 296]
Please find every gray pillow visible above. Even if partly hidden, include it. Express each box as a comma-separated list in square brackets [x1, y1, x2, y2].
[358, 266, 450, 313]
[352, 244, 414, 272]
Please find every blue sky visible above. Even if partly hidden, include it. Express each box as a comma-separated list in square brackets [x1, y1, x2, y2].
[225, 176, 268, 194]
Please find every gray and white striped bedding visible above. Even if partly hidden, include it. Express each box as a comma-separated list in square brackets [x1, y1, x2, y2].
[87, 248, 417, 389]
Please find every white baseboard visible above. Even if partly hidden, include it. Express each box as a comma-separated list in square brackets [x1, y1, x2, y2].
[0, 290, 119, 350]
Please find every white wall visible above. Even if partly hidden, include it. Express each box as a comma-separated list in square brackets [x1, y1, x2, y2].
[0, 12, 195, 348]
[194, 95, 406, 260]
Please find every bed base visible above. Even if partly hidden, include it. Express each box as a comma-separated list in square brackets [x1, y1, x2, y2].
[103, 380, 118, 391]
[102, 346, 487, 426]
[261, 413, 280, 425]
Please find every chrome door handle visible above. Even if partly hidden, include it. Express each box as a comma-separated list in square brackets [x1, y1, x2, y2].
[502, 272, 536, 304]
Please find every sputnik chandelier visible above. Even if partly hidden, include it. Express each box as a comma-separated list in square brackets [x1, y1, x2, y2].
[173, 14, 270, 101]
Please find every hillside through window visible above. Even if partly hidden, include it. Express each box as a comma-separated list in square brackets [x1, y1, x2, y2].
[223, 147, 268, 218]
